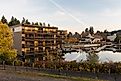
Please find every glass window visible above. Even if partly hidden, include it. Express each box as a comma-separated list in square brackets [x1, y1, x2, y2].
[22, 41, 25, 44]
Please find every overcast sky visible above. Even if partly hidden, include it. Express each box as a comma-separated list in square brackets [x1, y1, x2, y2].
[0, 0, 121, 33]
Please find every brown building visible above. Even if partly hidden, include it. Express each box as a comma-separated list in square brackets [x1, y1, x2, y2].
[57, 30, 67, 48]
[11, 24, 67, 62]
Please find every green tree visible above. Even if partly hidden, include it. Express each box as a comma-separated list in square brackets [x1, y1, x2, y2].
[67, 32, 73, 37]
[43, 23, 45, 26]
[25, 19, 30, 24]
[86, 52, 99, 64]
[0, 22, 17, 62]
[32, 22, 35, 25]
[48, 24, 50, 27]
[85, 28, 88, 32]
[8, 16, 20, 26]
[35, 22, 39, 25]
[21, 17, 25, 24]
[39, 22, 42, 26]
[1, 15, 8, 24]
[89, 26, 94, 35]
[114, 35, 121, 44]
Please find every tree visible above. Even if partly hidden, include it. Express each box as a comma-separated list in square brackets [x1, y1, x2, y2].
[48, 24, 50, 27]
[64, 37, 79, 43]
[96, 30, 100, 34]
[0, 22, 17, 62]
[39, 22, 42, 26]
[86, 52, 99, 64]
[73, 32, 81, 39]
[67, 32, 73, 37]
[14, 18, 20, 25]
[35, 22, 39, 25]
[43, 23, 46, 26]
[1, 15, 8, 24]
[25, 19, 30, 24]
[89, 26, 94, 35]
[8, 16, 20, 26]
[104, 29, 108, 33]
[114, 35, 121, 44]
[21, 17, 25, 24]
[32, 22, 35, 25]
[85, 28, 88, 32]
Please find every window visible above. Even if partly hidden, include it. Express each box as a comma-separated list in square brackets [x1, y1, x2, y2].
[45, 28, 49, 32]
[22, 48, 25, 51]
[22, 41, 25, 44]
[34, 41, 38, 46]
[35, 28, 38, 31]
[43, 47, 45, 51]
[25, 48, 30, 52]
[43, 41, 45, 46]
[43, 28, 45, 31]
[25, 27, 29, 30]
[22, 34, 25, 37]
[54, 40, 56, 44]
[35, 47, 38, 51]
[53, 46, 56, 49]
[54, 35, 56, 38]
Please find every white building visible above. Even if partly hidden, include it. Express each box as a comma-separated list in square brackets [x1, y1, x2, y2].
[107, 34, 116, 41]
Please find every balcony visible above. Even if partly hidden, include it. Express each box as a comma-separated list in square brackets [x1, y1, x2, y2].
[22, 30, 35, 34]
[24, 44, 34, 47]
[25, 51, 34, 55]
[35, 51, 44, 55]
[42, 31, 57, 35]
[23, 38, 34, 41]
[38, 44, 43, 47]
[34, 36, 42, 39]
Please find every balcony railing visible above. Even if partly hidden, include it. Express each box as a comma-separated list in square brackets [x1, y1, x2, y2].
[24, 44, 34, 47]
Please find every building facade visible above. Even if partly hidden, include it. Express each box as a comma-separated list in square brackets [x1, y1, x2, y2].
[11, 24, 67, 62]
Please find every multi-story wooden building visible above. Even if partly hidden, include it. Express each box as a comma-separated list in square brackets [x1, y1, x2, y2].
[11, 24, 67, 62]
[57, 30, 67, 48]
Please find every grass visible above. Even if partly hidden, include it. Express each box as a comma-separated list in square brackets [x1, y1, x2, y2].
[0, 70, 108, 81]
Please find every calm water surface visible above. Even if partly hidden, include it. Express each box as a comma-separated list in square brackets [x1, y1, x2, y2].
[64, 51, 121, 62]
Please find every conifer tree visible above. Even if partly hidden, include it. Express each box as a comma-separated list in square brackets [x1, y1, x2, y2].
[1, 15, 8, 24]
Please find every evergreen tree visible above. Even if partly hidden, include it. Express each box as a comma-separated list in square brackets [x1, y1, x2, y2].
[48, 24, 50, 27]
[89, 26, 94, 35]
[67, 32, 73, 37]
[43, 23, 45, 26]
[39, 22, 42, 26]
[21, 17, 25, 24]
[32, 22, 35, 25]
[25, 19, 30, 24]
[85, 28, 88, 32]
[35, 22, 39, 25]
[1, 15, 8, 24]
[8, 16, 20, 26]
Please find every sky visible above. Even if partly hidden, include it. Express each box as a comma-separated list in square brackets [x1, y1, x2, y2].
[0, 0, 121, 33]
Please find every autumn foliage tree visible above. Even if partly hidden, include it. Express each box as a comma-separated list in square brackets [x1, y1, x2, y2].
[65, 37, 79, 43]
[0, 22, 17, 62]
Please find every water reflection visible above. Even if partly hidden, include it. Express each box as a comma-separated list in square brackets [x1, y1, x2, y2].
[64, 51, 121, 62]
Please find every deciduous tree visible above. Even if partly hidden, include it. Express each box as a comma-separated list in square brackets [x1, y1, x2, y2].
[0, 22, 17, 62]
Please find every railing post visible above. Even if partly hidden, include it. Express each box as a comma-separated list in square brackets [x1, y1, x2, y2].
[13, 61, 16, 71]
[3, 61, 5, 70]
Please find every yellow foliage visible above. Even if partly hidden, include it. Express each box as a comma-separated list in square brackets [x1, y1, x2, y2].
[65, 37, 79, 43]
[0, 23, 17, 61]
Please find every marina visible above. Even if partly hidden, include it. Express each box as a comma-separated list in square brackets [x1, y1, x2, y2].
[64, 51, 121, 63]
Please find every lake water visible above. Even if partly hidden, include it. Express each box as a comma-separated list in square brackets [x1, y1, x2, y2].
[64, 51, 121, 62]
